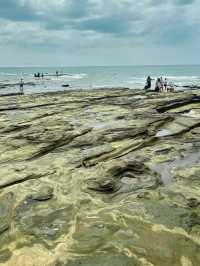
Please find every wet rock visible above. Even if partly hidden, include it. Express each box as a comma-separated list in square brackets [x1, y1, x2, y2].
[29, 186, 54, 201]
[187, 198, 200, 208]
[0, 249, 12, 263]
[1, 88, 200, 265]
[72, 219, 120, 253]
[81, 144, 115, 165]
[87, 178, 121, 193]
[15, 196, 74, 241]
[0, 193, 14, 234]
[156, 95, 200, 113]
[28, 127, 92, 160]
[188, 213, 200, 228]
[107, 159, 149, 177]
[87, 159, 161, 196]
[66, 253, 141, 266]
[62, 84, 70, 88]
[0, 170, 55, 189]
[137, 191, 152, 199]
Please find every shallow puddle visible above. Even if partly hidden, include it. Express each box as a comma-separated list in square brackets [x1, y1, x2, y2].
[156, 129, 173, 137]
[182, 109, 200, 118]
[151, 150, 200, 185]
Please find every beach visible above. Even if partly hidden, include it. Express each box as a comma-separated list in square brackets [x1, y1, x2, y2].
[0, 87, 200, 265]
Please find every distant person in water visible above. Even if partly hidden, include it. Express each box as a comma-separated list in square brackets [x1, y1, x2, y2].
[144, 76, 152, 90]
[41, 73, 44, 79]
[56, 71, 59, 77]
[19, 79, 24, 93]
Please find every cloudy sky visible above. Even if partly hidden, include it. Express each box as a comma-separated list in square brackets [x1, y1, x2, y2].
[0, 0, 199, 66]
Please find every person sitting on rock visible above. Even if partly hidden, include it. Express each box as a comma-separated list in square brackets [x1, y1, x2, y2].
[144, 76, 152, 90]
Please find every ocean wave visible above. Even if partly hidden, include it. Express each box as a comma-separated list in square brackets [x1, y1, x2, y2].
[127, 77, 146, 85]
[165, 76, 200, 80]
[0, 72, 17, 76]
[69, 73, 87, 79]
[48, 73, 87, 81]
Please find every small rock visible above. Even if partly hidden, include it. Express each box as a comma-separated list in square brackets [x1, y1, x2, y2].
[87, 178, 121, 193]
[187, 198, 200, 208]
[62, 84, 70, 88]
[29, 186, 54, 201]
[137, 191, 151, 199]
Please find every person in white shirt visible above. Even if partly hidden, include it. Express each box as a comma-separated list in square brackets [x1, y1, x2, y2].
[155, 78, 162, 92]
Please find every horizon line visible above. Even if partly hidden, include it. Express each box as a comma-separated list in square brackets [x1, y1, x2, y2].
[0, 64, 200, 68]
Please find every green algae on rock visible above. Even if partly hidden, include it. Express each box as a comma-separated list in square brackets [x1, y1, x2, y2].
[0, 88, 200, 265]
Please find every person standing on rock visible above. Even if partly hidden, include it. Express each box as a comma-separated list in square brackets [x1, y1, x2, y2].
[164, 78, 168, 91]
[19, 79, 24, 94]
[160, 77, 164, 92]
[155, 78, 162, 92]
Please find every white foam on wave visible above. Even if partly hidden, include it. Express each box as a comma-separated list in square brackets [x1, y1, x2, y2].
[69, 73, 87, 79]
[128, 77, 146, 85]
[162, 76, 200, 86]
[0, 72, 17, 76]
[166, 76, 200, 80]
[49, 73, 87, 81]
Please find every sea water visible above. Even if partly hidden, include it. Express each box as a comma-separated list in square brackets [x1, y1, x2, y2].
[0, 65, 200, 94]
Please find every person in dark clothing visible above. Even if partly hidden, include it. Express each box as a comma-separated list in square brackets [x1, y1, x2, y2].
[19, 79, 24, 93]
[144, 76, 152, 90]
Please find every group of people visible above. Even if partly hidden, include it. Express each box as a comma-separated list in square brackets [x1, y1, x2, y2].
[34, 71, 60, 78]
[20, 70, 61, 94]
[34, 72, 44, 78]
[144, 76, 174, 92]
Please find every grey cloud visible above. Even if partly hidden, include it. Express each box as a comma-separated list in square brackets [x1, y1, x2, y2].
[0, 0, 37, 21]
[0, 0, 199, 66]
[78, 16, 130, 34]
[173, 0, 195, 5]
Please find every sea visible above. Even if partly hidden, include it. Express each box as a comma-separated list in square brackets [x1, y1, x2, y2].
[0, 65, 200, 94]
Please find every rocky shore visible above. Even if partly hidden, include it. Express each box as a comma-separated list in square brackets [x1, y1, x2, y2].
[0, 88, 200, 265]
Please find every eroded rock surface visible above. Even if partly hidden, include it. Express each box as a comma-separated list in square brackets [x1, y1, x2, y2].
[0, 88, 200, 265]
